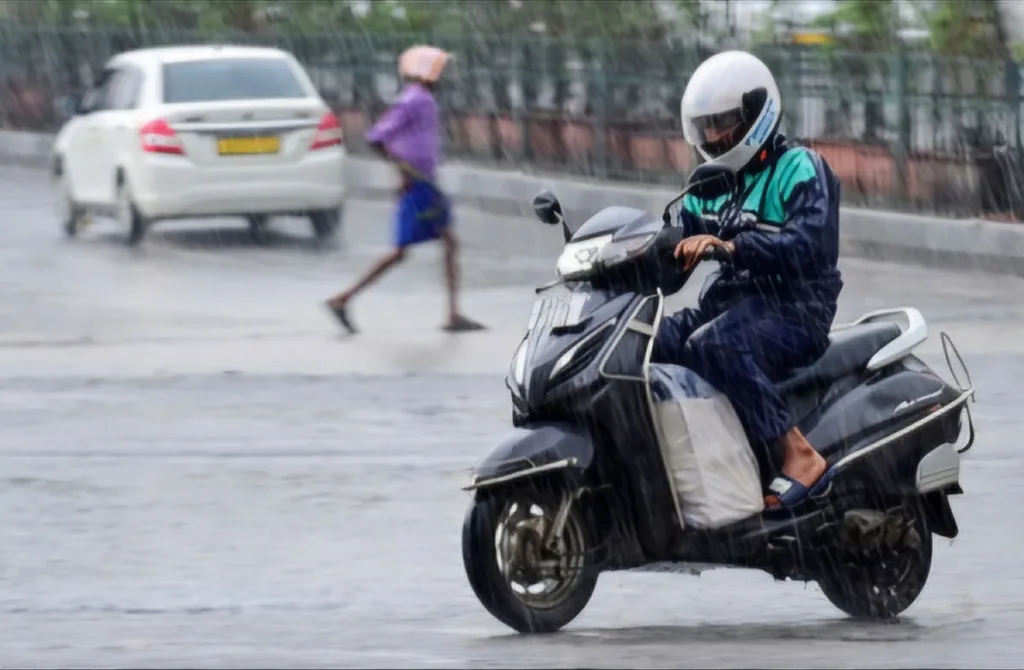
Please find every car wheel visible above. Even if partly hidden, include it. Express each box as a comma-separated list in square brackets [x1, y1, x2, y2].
[309, 207, 342, 245]
[116, 181, 148, 247]
[247, 214, 272, 246]
[54, 169, 86, 239]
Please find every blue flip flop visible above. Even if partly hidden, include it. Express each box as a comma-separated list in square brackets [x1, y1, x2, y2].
[765, 468, 835, 509]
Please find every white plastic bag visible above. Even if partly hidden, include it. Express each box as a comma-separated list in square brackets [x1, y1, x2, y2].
[650, 364, 764, 529]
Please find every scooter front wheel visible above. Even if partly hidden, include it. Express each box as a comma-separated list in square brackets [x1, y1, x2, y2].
[462, 483, 598, 634]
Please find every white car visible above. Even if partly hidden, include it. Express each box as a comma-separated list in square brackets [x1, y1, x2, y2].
[52, 45, 347, 246]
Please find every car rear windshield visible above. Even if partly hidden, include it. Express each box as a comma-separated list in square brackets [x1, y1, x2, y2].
[162, 57, 309, 104]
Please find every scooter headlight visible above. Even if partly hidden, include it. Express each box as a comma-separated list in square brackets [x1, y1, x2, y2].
[597, 232, 656, 267]
[555, 234, 613, 280]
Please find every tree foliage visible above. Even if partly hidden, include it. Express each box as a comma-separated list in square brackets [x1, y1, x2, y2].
[921, 0, 1008, 59]
[815, 0, 1009, 58]
[3, 0, 1016, 61]
[813, 0, 900, 52]
[4, 0, 665, 41]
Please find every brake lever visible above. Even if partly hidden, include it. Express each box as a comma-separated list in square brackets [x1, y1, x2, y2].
[701, 246, 733, 264]
[534, 277, 563, 294]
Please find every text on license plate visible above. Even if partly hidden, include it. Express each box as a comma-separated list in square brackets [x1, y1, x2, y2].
[217, 136, 281, 156]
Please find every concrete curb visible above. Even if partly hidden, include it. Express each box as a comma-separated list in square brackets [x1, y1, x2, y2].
[6, 129, 1024, 275]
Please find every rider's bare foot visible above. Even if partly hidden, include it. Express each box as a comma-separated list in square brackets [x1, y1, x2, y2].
[764, 452, 828, 508]
[764, 429, 829, 508]
[782, 451, 828, 487]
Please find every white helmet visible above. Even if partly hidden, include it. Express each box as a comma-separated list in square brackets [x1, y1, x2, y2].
[680, 50, 782, 173]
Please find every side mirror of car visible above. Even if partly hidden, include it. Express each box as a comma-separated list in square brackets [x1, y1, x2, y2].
[74, 95, 92, 115]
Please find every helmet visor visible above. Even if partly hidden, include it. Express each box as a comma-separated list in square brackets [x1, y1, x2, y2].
[683, 107, 745, 158]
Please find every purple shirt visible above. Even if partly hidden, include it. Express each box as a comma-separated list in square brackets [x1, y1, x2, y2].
[365, 83, 441, 180]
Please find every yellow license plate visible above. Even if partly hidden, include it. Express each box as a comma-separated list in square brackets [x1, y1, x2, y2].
[217, 136, 280, 156]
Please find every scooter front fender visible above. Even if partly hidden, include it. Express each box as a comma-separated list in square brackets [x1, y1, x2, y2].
[463, 422, 595, 491]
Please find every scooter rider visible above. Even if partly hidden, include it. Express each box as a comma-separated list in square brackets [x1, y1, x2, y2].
[653, 50, 844, 509]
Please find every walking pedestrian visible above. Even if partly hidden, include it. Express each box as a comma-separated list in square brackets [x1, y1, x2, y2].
[325, 45, 484, 334]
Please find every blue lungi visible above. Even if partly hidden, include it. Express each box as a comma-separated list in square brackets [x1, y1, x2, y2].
[393, 179, 452, 248]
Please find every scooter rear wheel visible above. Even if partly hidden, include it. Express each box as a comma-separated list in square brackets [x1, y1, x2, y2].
[816, 502, 933, 620]
[462, 483, 598, 634]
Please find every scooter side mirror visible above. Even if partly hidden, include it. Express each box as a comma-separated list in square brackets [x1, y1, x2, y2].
[532, 190, 563, 226]
[662, 163, 739, 225]
[532, 190, 573, 243]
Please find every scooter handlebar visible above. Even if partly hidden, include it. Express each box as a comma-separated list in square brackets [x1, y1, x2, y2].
[701, 245, 733, 264]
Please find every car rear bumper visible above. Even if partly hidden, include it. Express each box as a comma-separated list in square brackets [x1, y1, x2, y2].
[128, 148, 347, 220]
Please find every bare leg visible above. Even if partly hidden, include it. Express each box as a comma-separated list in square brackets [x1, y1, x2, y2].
[440, 228, 460, 323]
[438, 228, 485, 331]
[764, 426, 828, 507]
[324, 248, 406, 333]
[327, 247, 406, 308]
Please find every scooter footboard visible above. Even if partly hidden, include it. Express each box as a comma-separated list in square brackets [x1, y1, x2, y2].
[463, 422, 594, 491]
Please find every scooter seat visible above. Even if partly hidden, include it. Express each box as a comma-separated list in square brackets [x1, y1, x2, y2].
[778, 321, 902, 397]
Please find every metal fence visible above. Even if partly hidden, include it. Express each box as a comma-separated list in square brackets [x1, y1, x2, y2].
[3, 22, 1024, 216]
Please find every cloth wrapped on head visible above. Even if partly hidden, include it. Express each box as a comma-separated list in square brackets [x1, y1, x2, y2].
[398, 45, 452, 84]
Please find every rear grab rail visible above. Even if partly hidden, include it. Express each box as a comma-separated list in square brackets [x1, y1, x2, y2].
[837, 307, 929, 372]
[837, 307, 975, 455]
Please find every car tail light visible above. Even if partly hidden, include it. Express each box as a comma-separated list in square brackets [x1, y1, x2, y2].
[140, 118, 184, 155]
[310, 111, 344, 150]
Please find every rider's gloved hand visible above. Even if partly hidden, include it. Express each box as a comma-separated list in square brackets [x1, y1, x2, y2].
[674, 235, 735, 272]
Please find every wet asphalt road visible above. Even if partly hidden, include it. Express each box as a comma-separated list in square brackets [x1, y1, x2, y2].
[0, 165, 1021, 668]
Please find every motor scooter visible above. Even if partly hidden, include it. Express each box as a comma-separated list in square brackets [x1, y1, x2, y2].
[460, 165, 976, 634]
